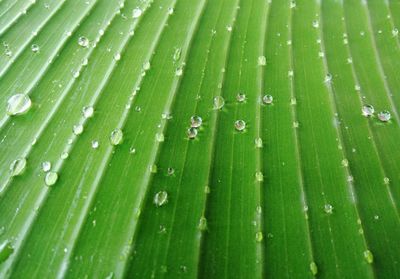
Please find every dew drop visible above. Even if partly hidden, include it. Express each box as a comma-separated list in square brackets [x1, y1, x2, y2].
[156, 132, 164, 142]
[45, 171, 58, 186]
[362, 104, 374, 117]
[175, 67, 183, 76]
[73, 124, 84, 135]
[31, 44, 40, 53]
[132, 7, 143, 18]
[310, 262, 318, 276]
[255, 137, 263, 148]
[6, 94, 32, 116]
[384, 177, 390, 185]
[0, 241, 14, 264]
[113, 53, 121, 61]
[324, 73, 332, 83]
[60, 152, 69, 160]
[167, 167, 175, 176]
[78, 36, 89, 47]
[91, 140, 99, 149]
[10, 158, 27, 176]
[213, 96, 225, 110]
[392, 28, 399, 37]
[255, 171, 264, 182]
[110, 128, 123, 145]
[154, 191, 168, 207]
[255, 231, 263, 242]
[198, 216, 207, 231]
[168, 7, 174, 15]
[364, 250, 373, 264]
[187, 127, 198, 139]
[324, 204, 333, 214]
[377, 110, 391, 122]
[257, 55, 266, 66]
[234, 120, 246, 131]
[262, 94, 273, 105]
[236, 93, 246, 103]
[143, 61, 150, 70]
[290, 0, 296, 9]
[312, 20, 319, 28]
[190, 115, 202, 128]
[82, 106, 94, 118]
[41, 161, 51, 172]
[173, 48, 181, 62]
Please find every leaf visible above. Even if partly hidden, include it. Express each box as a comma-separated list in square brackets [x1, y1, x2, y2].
[1, 0, 400, 278]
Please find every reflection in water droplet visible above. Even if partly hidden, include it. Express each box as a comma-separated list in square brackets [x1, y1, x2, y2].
[154, 191, 168, 207]
[7, 94, 32, 116]
[10, 158, 27, 176]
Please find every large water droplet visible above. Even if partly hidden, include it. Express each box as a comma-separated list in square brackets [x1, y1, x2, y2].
[154, 191, 168, 207]
[0, 241, 14, 264]
[10, 158, 27, 176]
[190, 116, 202, 128]
[78, 36, 89, 47]
[377, 110, 391, 122]
[213, 96, 225, 110]
[45, 171, 58, 186]
[362, 104, 374, 117]
[110, 128, 123, 145]
[234, 120, 246, 131]
[132, 8, 143, 18]
[7, 94, 32, 115]
[187, 127, 198, 139]
[262, 95, 273, 105]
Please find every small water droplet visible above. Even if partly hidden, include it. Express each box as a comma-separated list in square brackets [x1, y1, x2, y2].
[364, 250, 373, 264]
[173, 48, 181, 62]
[310, 262, 318, 275]
[61, 152, 69, 160]
[31, 44, 40, 53]
[290, 0, 296, 9]
[255, 137, 263, 148]
[45, 171, 58, 186]
[236, 93, 246, 103]
[175, 67, 183, 76]
[7, 94, 32, 115]
[154, 191, 168, 207]
[73, 124, 84, 135]
[324, 73, 332, 83]
[226, 25, 232, 32]
[110, 128, 123, 145]
[132, 7, 143, 18]
[156, 132, 164, 142]
[392, 28, 398, 37]
[142, 61, 150, 70]
[168, 7, 174, 15]
[257, 56, 266, 66]
[362, 104, 374, 117]
[190, 115, 202, 128]
[0, 241, 14, 263]
[10, 158, 27, 176]
[384, 177, 390, 185]
[198, 216, 207, 231]
[377, 110, 391, 122]
[312, 20, 319, 28]
[82, 106, 94, 118]
[187, 127, 198, 139]
[213, 96, 225, 110]
[91, 140, 99, 149]
[324, 204, 333, 214]
[262, 95, 273, 105]
[41, 161, 51, 172]
[341, 159, 349, 167]
[255, 171, 264, 182]
[234, 120, 246, 131]
[167, 167, 175, 176]
[255, 231, 263, 242]
[129, 147, 136, 154]
[113, 53, 121, 61]
[78, 36, 89, 47]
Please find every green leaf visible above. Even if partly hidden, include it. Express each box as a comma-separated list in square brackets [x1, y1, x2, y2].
[1, 0, 400, 278]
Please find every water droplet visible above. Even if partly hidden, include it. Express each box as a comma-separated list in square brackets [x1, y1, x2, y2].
[255, 137, 263, 148]
[132, 8, 143, 18]
[167, 167, 175, 176]
[41, 161, 51, 172]
[384, 177, 390, 185]
[175, 67, 183, 76]
[4, 49, 12, 57]
[190, 115, 202, 128]
[142, 61, 150, 71]
[45, 171, 58, 186]
[262, 95, 273, 105]
[168, 7, 174, 15]
[73, 124, 83, 135]
[154, 191, 168, 207]
[236, 93, 246, 103]
[91, 140, 99, 149]
[255, 231, 263, 242]
[341, 159, 349, 167]
[61, 152, 69, 160]
[362, 104, 374, 117]
[377, 110, 391, 122]
[198, 216, 207, 231]
[258, 56, 266, 66]
[114, 53, 121, 61]
[0, 241, 14, 264]
[187, 127, 198, 139]
[226, 25, 232, 32]
[310, 262, 318, 275]
[156, 132, 164, 142]
[324, 73, 332, 83]
[129, 147, 136, 154]
[213, 96, 225, 110]
[31, 44, 40, 53]
[173, 48, 181, 62]
[234, 120, 246, 131]
[82, 106, 94, 118]
[10, 158, 27, 176]
[290, 0, 296, 9]
[392, 28, 398, 37]
[324, 204, 333, 214]
[110, 128, 123, 145]
[72, 70, 80, 78]
[6, 94, 32, 115]
[364, 250, 373, 264]
[150, 164, 158, 173]
[312, 20, 319, 28]
[255, 171, 264, 182]
[78, 36, 89, 47]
